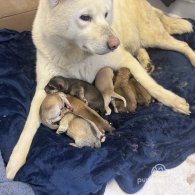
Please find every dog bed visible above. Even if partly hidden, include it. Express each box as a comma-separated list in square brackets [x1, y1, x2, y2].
[0, 20, 195, 195]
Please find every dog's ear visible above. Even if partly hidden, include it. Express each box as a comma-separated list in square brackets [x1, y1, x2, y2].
[48, 0, 60, 7]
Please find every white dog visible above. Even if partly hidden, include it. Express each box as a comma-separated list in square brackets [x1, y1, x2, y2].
[6, 0, 195, 179]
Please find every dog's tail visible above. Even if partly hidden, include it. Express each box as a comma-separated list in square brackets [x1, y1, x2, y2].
[154, 7, 193, 35]
[111, 92, 127, 107]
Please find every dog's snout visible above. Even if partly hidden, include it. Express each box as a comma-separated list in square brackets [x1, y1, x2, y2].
[107, 36, 120, 51]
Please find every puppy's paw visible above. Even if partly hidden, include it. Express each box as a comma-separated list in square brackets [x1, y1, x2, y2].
[83, 98, 88, 105]
[145, 62, 155, 73]
[105, 107, 112, 115]
[56, 128, 66, 134]
[69, 143, 80, 148]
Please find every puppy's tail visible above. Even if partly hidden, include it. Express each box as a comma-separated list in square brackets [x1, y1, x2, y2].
[111, 92, 127, 107]
[154, 7, 193, 35]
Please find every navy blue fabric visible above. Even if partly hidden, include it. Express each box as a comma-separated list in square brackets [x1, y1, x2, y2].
[0, 20, 195, 195]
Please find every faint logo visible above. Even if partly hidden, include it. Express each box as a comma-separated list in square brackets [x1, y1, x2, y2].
[137, 164, 168, 184]
[151, 164, 167, 177]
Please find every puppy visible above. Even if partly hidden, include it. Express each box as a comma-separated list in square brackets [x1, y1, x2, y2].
[40, 92, 72, 129]
[57, 112, 105, 148]
[114, 68, 137, 112]
[45, 76, 105, 114]
[129, 78, 153, 107]
[114, 68, 152, 112]
[95, 67, 126, 115]
[66, 95, 114, 133]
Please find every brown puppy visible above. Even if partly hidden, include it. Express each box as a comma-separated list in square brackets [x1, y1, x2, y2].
[45, 76, 105, 114]
[95, 67, 126, 115]
[40, 92, 72, 129]
[114, 68, 152, 112]
[57, 112, 105, 148]
[66, 95, 114, 133]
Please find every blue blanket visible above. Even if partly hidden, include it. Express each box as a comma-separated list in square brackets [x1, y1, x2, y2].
[0, 20, 195, 195]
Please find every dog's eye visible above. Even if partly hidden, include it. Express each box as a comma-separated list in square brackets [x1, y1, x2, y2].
[80, 15, 92, 22]
[105, 12, 108, 18]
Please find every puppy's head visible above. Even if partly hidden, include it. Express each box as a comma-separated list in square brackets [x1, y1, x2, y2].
[44, 0, 120, 55]
[45, 76, 69, 94]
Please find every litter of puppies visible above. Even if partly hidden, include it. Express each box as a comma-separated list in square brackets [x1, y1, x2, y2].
[40, 67, 152, 148]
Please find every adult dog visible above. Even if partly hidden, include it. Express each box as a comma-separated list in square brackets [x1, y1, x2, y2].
[6, 0, 195, 179]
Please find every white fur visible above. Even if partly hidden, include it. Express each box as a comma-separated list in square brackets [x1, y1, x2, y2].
[6, 0, 194, 179]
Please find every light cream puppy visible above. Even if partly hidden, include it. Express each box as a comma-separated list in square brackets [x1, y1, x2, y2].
[7, 0, 194, 179]
[40, 92, 72, 129]
[95, 67, 126, 115]
[56, 112, 105, 148]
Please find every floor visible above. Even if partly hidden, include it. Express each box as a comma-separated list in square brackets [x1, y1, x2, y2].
[149, 0, 195, 19]
[105, 154, 195, 195]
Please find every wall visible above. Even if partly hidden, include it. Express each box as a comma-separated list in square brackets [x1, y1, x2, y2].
[149, 0, 195, 19]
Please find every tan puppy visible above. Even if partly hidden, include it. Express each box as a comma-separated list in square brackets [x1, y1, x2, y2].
[40, 92, 72, 129]
[114, 68, 137, 112]
[57, 112, 105, 148]
[114, 68, 152, 112]
[95, 67, 126, 115]
[66, 95, 114, 133]
[130, 78, 153, 107]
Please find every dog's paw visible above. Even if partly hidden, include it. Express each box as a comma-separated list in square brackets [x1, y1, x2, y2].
[6, 152, 26, 180]
[172, 97, 190, 115]
[190, 51, 195, 67]
[157, 89, 190, 115]
[164, 93, 190, 115]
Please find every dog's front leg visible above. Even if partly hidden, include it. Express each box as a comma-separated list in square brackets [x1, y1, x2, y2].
[116, 48, 190, 115]
[6, 88, 47, 179]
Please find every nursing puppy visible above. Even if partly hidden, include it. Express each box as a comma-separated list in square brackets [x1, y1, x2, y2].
[114, 68, 152, 112]
[130, 78, 153, 107]
[57, 112, 105, 148]
[7, 0, 194, 179]
[95, 67, 126, 115]
[114, 68, 137, 112]
[66, 95, 114, 133]
[45, 76, 105, 113]
[40, 92, 72, 129]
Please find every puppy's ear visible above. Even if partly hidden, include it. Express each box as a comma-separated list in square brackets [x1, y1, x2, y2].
[48, 0, 60, 7]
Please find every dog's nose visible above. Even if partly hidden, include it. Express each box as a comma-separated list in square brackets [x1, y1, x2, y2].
[107, 36, 120, 51]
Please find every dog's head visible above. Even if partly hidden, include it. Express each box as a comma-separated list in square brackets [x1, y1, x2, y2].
[44, 0, 120, 55]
